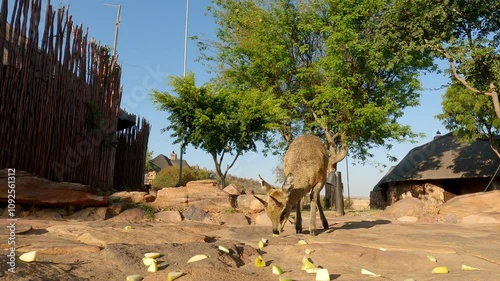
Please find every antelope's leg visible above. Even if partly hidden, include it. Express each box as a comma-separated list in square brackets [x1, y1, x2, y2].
[296, 199, 302, 234]
[316, 192, 329, 229]
[309, 184, 321, 236]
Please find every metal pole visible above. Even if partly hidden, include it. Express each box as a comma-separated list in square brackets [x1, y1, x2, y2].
[104, 3, 121, 56]
[183, 0, 189, 77]
[178, 0, 189, 186]
[113, 5, 121, 56]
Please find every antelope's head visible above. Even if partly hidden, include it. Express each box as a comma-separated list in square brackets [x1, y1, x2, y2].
[255, 174, 294, 236]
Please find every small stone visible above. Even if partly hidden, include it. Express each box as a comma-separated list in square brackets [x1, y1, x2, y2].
[154, 210, 183, 223]
[220, 213, 249, 225]
[184, 206, 209, 221]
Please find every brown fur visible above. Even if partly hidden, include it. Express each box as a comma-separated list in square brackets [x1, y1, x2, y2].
[257, 135, 329, 235]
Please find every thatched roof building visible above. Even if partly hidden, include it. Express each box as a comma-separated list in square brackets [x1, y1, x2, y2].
[370, 132, 500, 209]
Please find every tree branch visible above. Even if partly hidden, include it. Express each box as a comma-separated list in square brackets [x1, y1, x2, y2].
[434, 46, 481, 94]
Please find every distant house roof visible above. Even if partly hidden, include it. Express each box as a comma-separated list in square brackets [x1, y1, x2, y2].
[150, 154, 190, 172]
[170, 159, 191, 169]
[375, 132, 500, 190]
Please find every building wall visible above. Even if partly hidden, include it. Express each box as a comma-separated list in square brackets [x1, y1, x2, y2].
[370, 177, 497, 210]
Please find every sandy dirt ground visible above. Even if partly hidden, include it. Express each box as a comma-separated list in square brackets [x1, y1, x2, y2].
[0, 209, 499, 281]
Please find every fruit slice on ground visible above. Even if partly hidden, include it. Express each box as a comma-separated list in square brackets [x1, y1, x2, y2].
[361, 268, 381, 277]
[19, 251, 37, 263]
[379, 247, 387, 251]
[147, 260, 158, 272]
[255, 255, 266, 268]
[259, 240, 265, 249]
[218, 245, 230, 254]
[167, 271, 183, 281]
[187, 254, 208, 263]
[124, 225, 132, 230]
[261, 238, 268, 244]
[461, 264, 481, 271]
[126, 274, 142, 281]
[273, 234, 280, 238]
[272, 265, 284, 275]
[426, 255, 437, 262]
[297, 239, 308, 245]
[279, 276, 293, 281]
[305, 249, 315, 255]
[315, 268, 330, 281]
[142, 257, 155, 266]
[431, 266, 449, 274]
[144, 252, 161, 259]
[301, 256, 315, 271]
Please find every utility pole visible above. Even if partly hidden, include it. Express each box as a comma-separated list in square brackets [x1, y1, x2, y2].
[104, 3, 121, 56]
[178, 0, 189, 187]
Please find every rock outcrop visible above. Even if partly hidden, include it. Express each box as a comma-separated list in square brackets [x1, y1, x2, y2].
[0, 169, 107, 207]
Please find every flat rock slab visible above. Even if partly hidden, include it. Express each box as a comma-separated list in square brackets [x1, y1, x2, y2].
[0, 169, 107, 207]
[0, 212, 499, 281]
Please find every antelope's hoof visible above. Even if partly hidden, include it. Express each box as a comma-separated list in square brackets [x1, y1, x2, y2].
[323, 221, 329, 229]
[296, 228, 302, 234]
[309, 229, 317, 236]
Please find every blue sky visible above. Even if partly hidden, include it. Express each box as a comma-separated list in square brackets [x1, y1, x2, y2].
[13, 0, 451, 196]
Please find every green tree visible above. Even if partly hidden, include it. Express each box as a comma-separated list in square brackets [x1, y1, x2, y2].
[152, 166, 205, 189]
[145, 150, 154, 172]
[202, 0, 431, 173]
[384, 0, 500, 150]
[151, 73, 278, 187]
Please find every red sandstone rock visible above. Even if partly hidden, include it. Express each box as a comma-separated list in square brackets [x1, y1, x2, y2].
[0, 169, 108, 207]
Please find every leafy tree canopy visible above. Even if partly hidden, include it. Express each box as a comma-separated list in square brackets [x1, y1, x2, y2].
[384, 0, 500, 146]
[201, 0, 432, 171]
[151, 73, 280, 187]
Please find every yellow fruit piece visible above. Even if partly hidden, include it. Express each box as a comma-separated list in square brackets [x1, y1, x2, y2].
[297, 239, 308, 245]
[126, 274, 142, 281]
[142, 257, 155, 266]
[272, 265, 284, 275]
[144, 252, 161, 259]
[259, 240, 265, 249]
[124, 225, 132, 230]
[261, 238, 269, 244]
[279, 276, 292, 281]
[255, 255, 266, 268]
[315, 268, 330, 281]
[167, 271, 183, 281]
[218, 245, 230, 254]
[379, 247, 387, 251]
[273, 234, 280, 238]
[305, 249, 315, 255]
[461, 264, 480, 271]
[187, 254, 208, 263]
[361, 268, 381, 277]
[301, 256, 315, 271]
[147, 260, 158, 272]
[19, 251, 37, 263]
[426, 255, 437, 262]
[431, 266, 449, 274]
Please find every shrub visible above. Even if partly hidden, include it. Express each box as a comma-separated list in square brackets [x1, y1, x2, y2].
[152, 166, 211, 189]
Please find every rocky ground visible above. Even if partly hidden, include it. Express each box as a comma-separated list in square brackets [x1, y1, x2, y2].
[0, 191, 499, 281]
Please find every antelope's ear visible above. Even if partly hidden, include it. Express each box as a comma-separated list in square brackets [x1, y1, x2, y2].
[253, 195, 268, 207]
[282, 174, 294, 196]
[259, 174, 274, 193]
